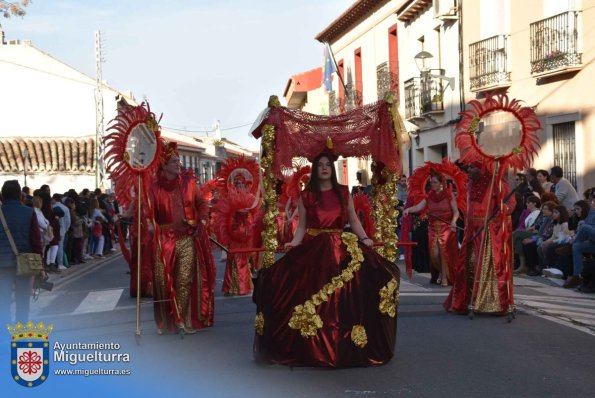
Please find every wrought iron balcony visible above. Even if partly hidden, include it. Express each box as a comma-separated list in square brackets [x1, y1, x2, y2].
[404, 69, 445, 120]
[530, 11, 582, 75]
[469, 35, 510, 91]
[376, 62, 399, 100]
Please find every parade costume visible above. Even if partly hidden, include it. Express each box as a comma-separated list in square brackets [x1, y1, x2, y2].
[445, 94, 540, 317]
[250, 94, 405, 367]
[214, 156, 261, 295]
[149, 144, 216, 332]
[444, 168, 515, 313]
[253, 185, 400, 367]
[213, 189, 258, 295]
[404, 160, 467, 284]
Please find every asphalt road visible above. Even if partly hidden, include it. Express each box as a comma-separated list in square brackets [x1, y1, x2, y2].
[4, 248, 595, 398]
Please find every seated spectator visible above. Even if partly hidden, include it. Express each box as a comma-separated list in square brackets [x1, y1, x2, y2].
[537, 205, 570, 274]
[513, 196, 541, 274]
[565, 191, 595, 289]
[537, 169, 553, 193]
[521, 201, 556, 275]
[546, 200, 590, 277]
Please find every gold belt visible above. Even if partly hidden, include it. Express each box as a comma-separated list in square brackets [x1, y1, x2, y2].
[306, 228, 343, 237]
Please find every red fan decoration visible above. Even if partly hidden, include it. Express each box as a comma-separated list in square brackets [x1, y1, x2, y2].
[455, 93, 541, 173]
[284, 165, 311, 202]
[104, 102, 164, 208]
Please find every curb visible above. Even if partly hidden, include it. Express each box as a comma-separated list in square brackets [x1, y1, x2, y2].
[47, 253, 123, 291]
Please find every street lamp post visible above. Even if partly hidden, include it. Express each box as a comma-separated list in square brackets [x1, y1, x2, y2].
[23, 149, 29, 188]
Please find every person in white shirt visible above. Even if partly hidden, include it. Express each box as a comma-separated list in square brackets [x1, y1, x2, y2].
[551, 166, 579, 211]
[513, 196, 542, 274]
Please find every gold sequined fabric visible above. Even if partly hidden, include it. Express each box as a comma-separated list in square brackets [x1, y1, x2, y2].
[474, 230, 503, 313]
[254, 312, 265, 336]
[174, 235, 196, 326]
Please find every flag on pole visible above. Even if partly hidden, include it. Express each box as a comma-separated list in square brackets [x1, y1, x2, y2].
[322, 43, 338, 92]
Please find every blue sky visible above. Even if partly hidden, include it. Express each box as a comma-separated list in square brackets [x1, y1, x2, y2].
[1, 0, 351, 150]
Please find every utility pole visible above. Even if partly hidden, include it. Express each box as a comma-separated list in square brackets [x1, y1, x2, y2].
[94, 30, 105, 190]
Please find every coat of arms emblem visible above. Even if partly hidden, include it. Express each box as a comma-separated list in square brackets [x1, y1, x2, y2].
[7, 321, 53, 387]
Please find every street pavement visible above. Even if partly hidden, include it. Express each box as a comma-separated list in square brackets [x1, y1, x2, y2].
[5, 247, 595, 397]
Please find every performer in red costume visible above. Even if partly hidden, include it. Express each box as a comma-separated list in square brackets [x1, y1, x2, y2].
[149, 142, 216, 334]
[444, 162, 515, 314]
[213, 181, 258, 295]
[403, 172, 459, 286]
[253, 152, 400, 368]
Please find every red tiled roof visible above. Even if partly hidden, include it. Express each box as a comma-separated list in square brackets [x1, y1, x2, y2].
[284, 67, 323, 102]
[0, 137, 96, 174]
[396, 0, 432, 23]
[315, 0, 391, 43]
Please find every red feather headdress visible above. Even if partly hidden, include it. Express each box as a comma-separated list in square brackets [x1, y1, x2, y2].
[455, 93, 541, 173]
[216, 155, 260, 196]
[104, 102, 164, 208]
[408, 159, 468, 215]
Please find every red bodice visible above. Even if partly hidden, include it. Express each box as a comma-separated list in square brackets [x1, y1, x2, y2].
[301, 186, 349, 229]
[426, 190, 453, 222]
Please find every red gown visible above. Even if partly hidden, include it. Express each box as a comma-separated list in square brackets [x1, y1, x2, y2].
[149, 174, 216, 331]
[444, 173, 515, 314]
[253, 186, 400, 367]
[426, 190, 458, 283]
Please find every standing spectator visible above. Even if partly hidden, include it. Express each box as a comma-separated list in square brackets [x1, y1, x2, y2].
[52, 193, 71, 270]
[537, 169, 553, 193]
[0, 180, 42, 326]
[551, 166, 579, 211]
[67, 199, 85, 265]
[396, 174, 408, 261]
[32, 195, 51, 256]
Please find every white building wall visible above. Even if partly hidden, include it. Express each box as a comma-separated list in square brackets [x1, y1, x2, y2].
[398, 0, 462, 173]
[0, 43, 127, 139]
[327, 1, 406, 189]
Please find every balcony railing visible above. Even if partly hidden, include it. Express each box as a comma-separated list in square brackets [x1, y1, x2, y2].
[328, 83, 363, 115]
[469, 35, 510, 90]
[530, 11, 582, 75]
[376, 62, 399, 100]
[404, 69, 445, 119]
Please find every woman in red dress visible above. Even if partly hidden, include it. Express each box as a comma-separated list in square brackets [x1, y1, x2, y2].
[403, 173, 459, 286]
[253, 153, 400, 368]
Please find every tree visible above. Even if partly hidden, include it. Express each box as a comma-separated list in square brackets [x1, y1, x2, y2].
[0, 0, 29, 18]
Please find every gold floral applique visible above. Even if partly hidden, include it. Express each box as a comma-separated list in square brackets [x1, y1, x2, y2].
[379, 278, 400, 317]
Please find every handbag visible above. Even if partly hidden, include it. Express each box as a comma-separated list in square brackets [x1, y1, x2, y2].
[0, 205, 44, 277]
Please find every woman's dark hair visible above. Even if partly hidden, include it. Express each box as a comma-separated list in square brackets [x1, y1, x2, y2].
[540, 192, 558, 205]
[526, 196, 541, 208]
[573, 200, 590, 220]
[429, 172, 443, 183]
[553, 205, 569, 224]
[528, 179, 545, 196]
[1, 180, 21, 201]
[306, 153, 344, 211]
[537, 169, 550, 181]
[541, 201, 556, 212]
[526, 168, 537, 178]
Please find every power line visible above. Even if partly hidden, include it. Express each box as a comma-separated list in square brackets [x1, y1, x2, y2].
[162, 122, 253, 134]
